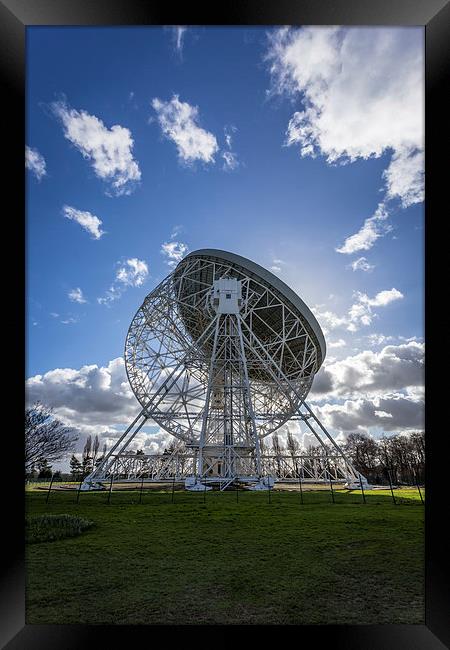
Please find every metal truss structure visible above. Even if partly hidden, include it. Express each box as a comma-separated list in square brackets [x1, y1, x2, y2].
[82, 251, 366, 491]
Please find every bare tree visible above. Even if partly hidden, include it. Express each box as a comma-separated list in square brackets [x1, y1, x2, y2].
[95, 442, 108, 468]
[344, 431, 425, 485]
[25, 402, 78, 472]
[271, 433, 284, 477]
[92, 434, 100, 468]
[286, 429, 300, 477]
[82, 435, 93, 477]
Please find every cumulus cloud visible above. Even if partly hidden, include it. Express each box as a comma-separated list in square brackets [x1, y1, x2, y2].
[309, 341, 424, 433]
[27, 358, 134, 421]
[25, 339, 425, 463]
[311, 308, 348, 335]
[348, 257, 375, 272]
[161, 241, 189, 267]
[336, 203, 391, 255]
[52, 99, 141, 196]
[68, 287, 87, 304]
[25, 145, 47, 180]
[328, 338, 346, 349]
[383, 146, 424, 208]
[25, 357, 175, 457]
[266, 27, 424, 253]
[311, 340, 424, 399]
[366, 333, 396, 347]
[116, 258, 148, 286]
[316, 394, 424, 433]
[98, 258, 148, 305]
[62, 205, 105, 240]
[151, 95, 218, 164]
[361, 288, 403, 307]
[313, 287, 403, 334]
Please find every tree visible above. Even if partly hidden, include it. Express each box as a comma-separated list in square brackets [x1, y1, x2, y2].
[343, 433, 381, 483]
[92, 435, 100, 468]
[82, 435, 93, 478]
[286, 429, 300, 477]
[271, 433, 284, 477]
[36, 457, 52, 479]
[70, 454, 83, 481]
[26, 464, 37, 481]
[25, 402, 78, 472]
[95, 442, 108, 468]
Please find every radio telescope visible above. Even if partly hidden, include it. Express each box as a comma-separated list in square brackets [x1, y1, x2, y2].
[83, 250, 366, 491]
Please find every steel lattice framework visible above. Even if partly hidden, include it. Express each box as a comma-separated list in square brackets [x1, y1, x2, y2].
[82, 250, 366, 491]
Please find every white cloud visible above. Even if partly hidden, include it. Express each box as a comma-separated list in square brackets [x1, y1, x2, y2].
[349, 256, 375, 272]
[311, 340, 424, 399]
[328, 338, 346, 349]
[361, 288, 404, 307]
[52, 100, 141, 196]
[173, 26, 187, 56]
[26, 357, 176, 460]
[266, 27, 424, 253]
[116, 258, 148, 287]
[383, 146, 424, 208]
[313, 287, 403, 334]
[316, 393, 423, 433]
[68, 288, 87, 304]
[151, 95, 218, 164]
[98, 258, 148, 305]
[62, 205, 105, 240]
[25, 145, 47, 180]
[366, 333, 395, 347]
[222, 150, 239, 171]
[161, 241, 189, 267]
[170, 224, 183, 240]
[222, 125, 240, 171]
[310, 340, 425, 433]
[311, 308, 348, 335]
[374, 410, 393, 418]
[269, 258, 286, 273]
[336, 203, 391, 255]
[267, 27, 423, 163]
[25, 339, 425, 466]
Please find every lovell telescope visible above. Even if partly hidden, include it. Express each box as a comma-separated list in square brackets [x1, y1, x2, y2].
[82, 249, 368, 492]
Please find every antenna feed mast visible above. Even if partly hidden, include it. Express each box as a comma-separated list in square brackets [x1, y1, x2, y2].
[210, 277, 243, 314]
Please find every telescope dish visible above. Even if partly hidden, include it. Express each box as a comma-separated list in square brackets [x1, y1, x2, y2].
[124, 249, 325, 444]
[83, 249, 365, 491]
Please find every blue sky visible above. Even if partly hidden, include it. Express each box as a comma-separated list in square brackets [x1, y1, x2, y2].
[25, 26, 424, 465]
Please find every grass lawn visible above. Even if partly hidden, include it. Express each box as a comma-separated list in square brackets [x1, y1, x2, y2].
[25, 486, 424, 625]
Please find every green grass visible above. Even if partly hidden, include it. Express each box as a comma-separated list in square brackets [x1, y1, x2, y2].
[25, 487, 424, 625]
[26, 513, 94, 544]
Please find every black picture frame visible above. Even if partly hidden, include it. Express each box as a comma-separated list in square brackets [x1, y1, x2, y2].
[2, 0, 449, 647]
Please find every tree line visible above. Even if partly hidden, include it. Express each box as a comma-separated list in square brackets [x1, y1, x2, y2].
[263, 429, 425, 485]
[69, 435, 108, 481]
[25, 402, 425, 485]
